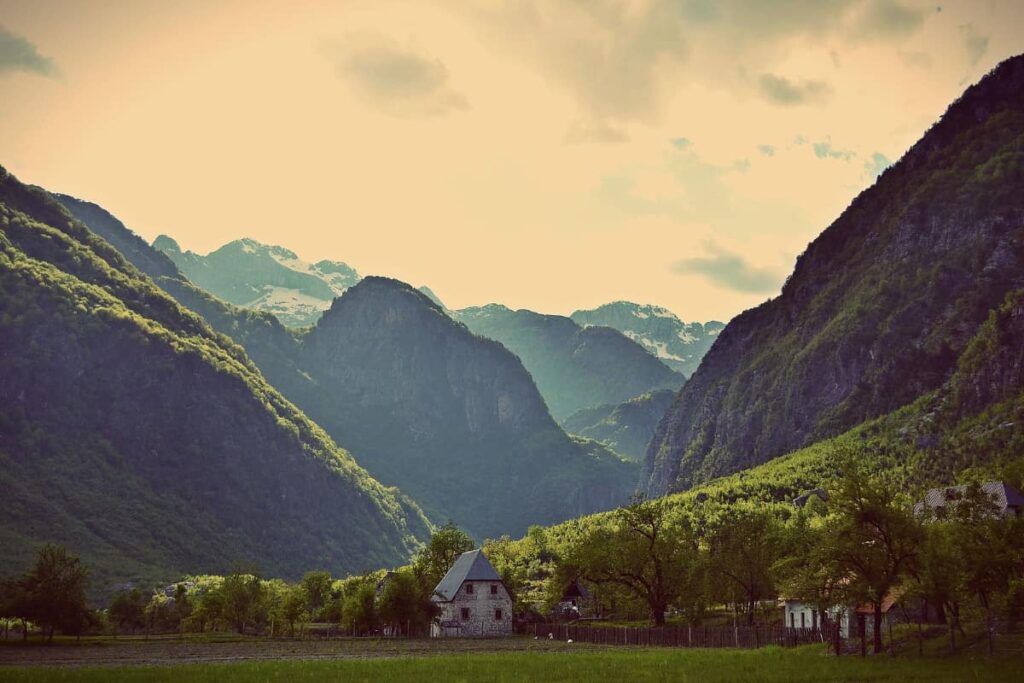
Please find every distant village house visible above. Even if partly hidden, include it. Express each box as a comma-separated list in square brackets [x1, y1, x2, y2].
[430, 549, 513, 637]
[913, 481, 1024, 519]
[555, 579, 593, 620]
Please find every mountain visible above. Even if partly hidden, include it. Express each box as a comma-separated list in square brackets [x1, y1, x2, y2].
[153, 235, 360, 327]
[0, 168, 431, 589]
[53, 198, 637, 540]
[570, 302, 725, 376]
[643, 55, 1024, 496]
[561, 389, 677, 462]
[453, 304, 684, 420]
[267, 279, 638, 539]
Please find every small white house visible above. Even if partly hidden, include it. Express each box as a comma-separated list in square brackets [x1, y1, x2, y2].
[782, 600, 847, 635]
[430, 549, 513, 638]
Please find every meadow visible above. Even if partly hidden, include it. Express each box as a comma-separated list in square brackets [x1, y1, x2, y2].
[0, 637, 1020, 683]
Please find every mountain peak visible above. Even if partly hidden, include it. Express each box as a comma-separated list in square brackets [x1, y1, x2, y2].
[151, 234, 181, 253]
[643, 52, 1024, 495]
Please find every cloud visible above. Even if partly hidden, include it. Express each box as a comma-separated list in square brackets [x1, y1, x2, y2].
[757, 144, 776, 157]
[0, 25, 59, 78]
[898, 50, 932, 69]
[456, 0, 932, 136]
[757, 73, 833, 106]
[671, 243, 784, 293]
[959, 23, 989, 66]
[565, 117, 628, 144]
[324, 33, 468, 117]
[813, 139, 855, 161]
[848, 0, 927, 40]
[670, 137, 692, 150]
[864, 152, 891, 179]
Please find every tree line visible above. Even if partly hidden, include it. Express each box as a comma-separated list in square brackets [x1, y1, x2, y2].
[483, 453, 1024, 655]
[3, 455, 1022, 654]
[0, 522, 476, 641]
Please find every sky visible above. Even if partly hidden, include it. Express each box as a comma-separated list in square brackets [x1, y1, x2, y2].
[1, 1, 1022, 322]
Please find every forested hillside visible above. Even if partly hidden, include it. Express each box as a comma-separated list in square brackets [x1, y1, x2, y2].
[0, 169, 431, 589]
[273, 278, 638, 539]
[455, 304, 683, 420]
[643, 55, 1024, 495]
[55, 199, 637, 540]
[561, 390, 676, 461]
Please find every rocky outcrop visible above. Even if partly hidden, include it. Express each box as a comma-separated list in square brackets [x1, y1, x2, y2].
[153, 235, 360, 327]
[278, 278, 638, 539]
[643, 54, 1024, 495]
[455, 304, 683, 420]
[561, 389, 676, 461]
[571, 302, 725, 376]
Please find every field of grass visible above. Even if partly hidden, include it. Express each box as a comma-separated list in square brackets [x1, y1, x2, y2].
[0, 638, 1020, 683]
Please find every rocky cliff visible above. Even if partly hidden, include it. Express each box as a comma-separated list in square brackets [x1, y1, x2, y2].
[278, 279, 638, 539]
[455, 304, 683, 419]
[643, 54, 1024, 495]
[562, 389, 676, 461]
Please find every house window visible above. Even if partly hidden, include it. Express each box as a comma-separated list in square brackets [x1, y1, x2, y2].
[461, 607, 470, 620]
[789, 613, 794, 628]
[490, 584, 498, 595]
[495, 609, 503, 621]
[465, 583, 474, 594]
[801, 612, 806, 628]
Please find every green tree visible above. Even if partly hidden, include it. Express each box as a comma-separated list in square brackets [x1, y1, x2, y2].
[278, 584, 308, 637]
[413, 522, 474, 591]
[107, 588, 146, 635]
[706, 508, 781, 624]
[300, 571, 333, 621]
[219, 573, 266, 634]
[566, 497, 702, 625]
[946, 483, 1017, 654]
[378, 569, 439, 636]
[0, 577, 32, 641]
[824, 463, 921, 654]
[21, 544, 91, 642]
[342, 582, 378, 635]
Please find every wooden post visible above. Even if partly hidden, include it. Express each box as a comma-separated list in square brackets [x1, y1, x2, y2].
[858, 614, 866, 657]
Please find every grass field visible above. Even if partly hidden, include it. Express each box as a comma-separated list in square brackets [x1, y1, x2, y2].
[0, 637, 1020, 682]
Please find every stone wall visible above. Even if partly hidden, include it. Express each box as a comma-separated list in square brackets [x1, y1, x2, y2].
[435, 580, 513, 637]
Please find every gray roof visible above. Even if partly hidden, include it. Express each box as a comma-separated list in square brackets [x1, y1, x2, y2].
[914, 481, 1024, 515]
[432, 549, 502, 602]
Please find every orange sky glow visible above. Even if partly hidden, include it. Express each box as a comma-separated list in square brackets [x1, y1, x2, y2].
[1, 0, 1022, 320]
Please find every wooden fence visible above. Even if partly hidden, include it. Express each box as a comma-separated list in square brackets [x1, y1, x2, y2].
[524, 622, 837, 649]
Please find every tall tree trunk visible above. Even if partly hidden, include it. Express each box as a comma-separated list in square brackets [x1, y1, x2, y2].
[984, 600, 994, 655]
[949, 606, 957, 654]
[873, 602, 883, 654]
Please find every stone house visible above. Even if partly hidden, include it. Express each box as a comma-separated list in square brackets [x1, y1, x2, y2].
[555, 579, 593, 620]
[914, 481, 1024, 519]
[430, 549, 513, 637]
[783, 588, 901, 640]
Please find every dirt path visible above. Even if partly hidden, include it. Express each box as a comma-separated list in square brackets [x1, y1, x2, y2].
[0, 636, 603, 667]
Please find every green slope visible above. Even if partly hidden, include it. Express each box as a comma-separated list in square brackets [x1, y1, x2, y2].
[562, 389, 677, 461]
[55, 197, 637, 541]
[0, 168, 430, 592]
[455, 304, 683, 420]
